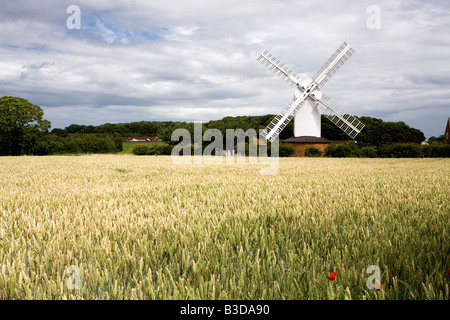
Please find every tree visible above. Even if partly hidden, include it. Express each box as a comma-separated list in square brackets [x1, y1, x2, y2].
[304, 146, 322, 157]
[65, 124, 86, 134]
[49, 114, 426, 148]
[428, 135, 444, 143]
[157, 124, 177, 144]
[374, 131, 421, 147]
[0, 96, 51, 155]
[51, 128, 67, 137]
[325, 141, 360, 157]
[279, 144, 295, 157]
[322, 115, 425, 143]
[359, 147, 377, 158]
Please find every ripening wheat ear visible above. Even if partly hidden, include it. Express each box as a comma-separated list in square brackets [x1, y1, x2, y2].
[0, 155, 448, 300]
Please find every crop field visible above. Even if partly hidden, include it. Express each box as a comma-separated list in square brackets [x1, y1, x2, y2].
[0, 155, 448, 300]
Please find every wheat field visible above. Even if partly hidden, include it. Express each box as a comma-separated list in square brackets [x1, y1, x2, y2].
[0, 155, 448, 299]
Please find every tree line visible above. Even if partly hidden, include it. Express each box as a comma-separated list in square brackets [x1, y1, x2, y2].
[132, 141, 450, 158]
[53, 115, 427, 146]
[0, 96, 122, 155]
[1, 95, 445, 157]
[323, 141, 450, 158]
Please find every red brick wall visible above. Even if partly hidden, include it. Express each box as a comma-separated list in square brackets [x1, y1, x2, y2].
[282, 143, 329, 157]
[444, 119, 450, 144]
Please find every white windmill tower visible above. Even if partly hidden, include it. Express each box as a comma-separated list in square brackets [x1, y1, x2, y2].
[257, 42, 365, 142]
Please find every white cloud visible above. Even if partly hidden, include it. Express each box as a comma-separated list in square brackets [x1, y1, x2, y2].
[0, 0, 449, 138]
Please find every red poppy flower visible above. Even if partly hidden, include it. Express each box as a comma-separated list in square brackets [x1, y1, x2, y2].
[446, 268, 450, 275]
[390, 274, 393, 279]
[328, 271, 337, 281]
[375, 282, 387, 291]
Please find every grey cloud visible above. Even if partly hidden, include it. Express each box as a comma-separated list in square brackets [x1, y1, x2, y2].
[0, 0, 449, 138]
[20, 61, 54, 80]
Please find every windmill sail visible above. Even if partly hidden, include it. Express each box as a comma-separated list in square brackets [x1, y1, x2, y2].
[257, 50, 302, 87]
[313, 42, 355, 89]
[260, 96, 306, 141]
[316, 94, 365, 139]
[258, 42, 365, 143]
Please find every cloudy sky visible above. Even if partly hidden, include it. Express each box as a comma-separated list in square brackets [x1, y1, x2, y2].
[0, 0, 449, 138]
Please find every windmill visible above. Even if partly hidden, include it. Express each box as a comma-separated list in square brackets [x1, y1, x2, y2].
[257, 42, 365, 142]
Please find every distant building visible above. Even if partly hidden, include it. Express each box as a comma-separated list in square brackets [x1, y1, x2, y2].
[444, 118, 450, 144]
[122, 136, 162, 142]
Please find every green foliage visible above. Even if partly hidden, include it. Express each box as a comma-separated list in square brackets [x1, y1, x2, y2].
[325, 143, 450, 159]
[0, 96, 51, 155]
[132, 145, 151, 155]
[15, 132, 123, 156]
[375, 132, 421, 147]
[61, 134, 122, 154]
[325, 142, 360, 158]
[324, 144, 336, 157]
[279, 144, 295, 157]
[111, 133, 123, 152]
[304, 146, 322, 157]
[378, 143, 422, 158]
[156, 125, 177, 144]
[132, 143, 173, 156]
[428, 135, 444, 143]
[359, 147, 378, 158]
[51, 115, 425, 149]
[153, 144, 173, 155]
[50, 128, 67, 137]
[0, 96, 123, 156]
[421, 144, 450, 158]
[323, 115, 425, 144]
[243, 142, 261, 156]
[23, 131, 66, 155]
[357, 117, 425, 143]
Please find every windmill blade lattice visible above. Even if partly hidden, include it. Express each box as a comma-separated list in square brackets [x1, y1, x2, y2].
[257, 50, 302, 87]
[258, 42, 365, 142]
[260, 97, 305, 141]
[316, 94, 365, 139]
[313, 42, 355, 89]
